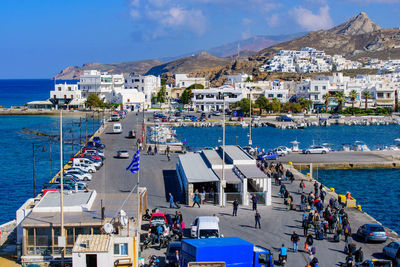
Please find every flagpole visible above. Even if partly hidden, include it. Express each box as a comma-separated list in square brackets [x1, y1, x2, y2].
[137, 147, 140, 224]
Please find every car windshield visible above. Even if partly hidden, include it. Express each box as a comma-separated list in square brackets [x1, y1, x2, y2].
[199, 229, 219, 238]
[152, 216, 165, 222]
[369, 226, 385, 232]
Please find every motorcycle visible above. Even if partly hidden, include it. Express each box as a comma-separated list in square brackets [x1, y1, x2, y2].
[279, 254, 287, 266]
[148, 255, 159, 266]
[159, 234, 173, 249]
[141, 234, 154, 251]
[142, 209, 151, 221]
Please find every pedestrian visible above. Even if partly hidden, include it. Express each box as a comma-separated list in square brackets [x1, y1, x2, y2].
[320, 189, 326, 204]
[154, 145, 158, 155]
[192, 189, 200, 208]
[200, 187, 206, 204]
[173, 250, 180, 267]
[306, 233, 313, 251]
[291, 231, 300, 252]
[345, 252, 355, 267]
[167, 151, 171, 161]
[254, 210, 261, 229]
[251, 194, 258, 211]
[169, 192, 175, 208]
[209, 188, 216, 205]
[314, 181, 319, 196]
[166, 145, 170, 155]
[299, 180, 305, 193]
[354, 247, 363, 264]
[147, 145, 152, 155]
[307, 251, 314, 265]
[232, 199, 239, 216]
[156, 224, 163, 244]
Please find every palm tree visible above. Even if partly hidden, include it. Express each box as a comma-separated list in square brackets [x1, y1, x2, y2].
[349, 90, 358, 109]
[335, 91, 345, 111]
[322, 93, 330, 112]
[363, 91, 372, 111]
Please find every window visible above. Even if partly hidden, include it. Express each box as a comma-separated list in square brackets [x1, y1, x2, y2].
[268, 94, 273, 98]
[314, 86, 318, 91]
[58, 87, 61, 91]
[258, 253, 269, 264]
[277, 94, 283, 98]
[114, 243, 128, 255]
[68, 87, 71, 91]
[322, 86, 326, 90]
[377, 93, 384, 98]
[387, 93, 391, 98]
[314, 95, 318, 100]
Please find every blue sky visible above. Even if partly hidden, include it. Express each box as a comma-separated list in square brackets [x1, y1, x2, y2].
[0, 0, 399, 78]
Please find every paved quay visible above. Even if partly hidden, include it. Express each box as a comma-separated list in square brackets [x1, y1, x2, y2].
[90, 112, 398, 266]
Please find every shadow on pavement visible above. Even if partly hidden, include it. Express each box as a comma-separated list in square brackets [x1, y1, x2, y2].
[162, 170, 185, 204]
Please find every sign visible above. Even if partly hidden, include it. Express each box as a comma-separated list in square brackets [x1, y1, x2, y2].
[58, 236, 66, 247]
[188, 263, 226, 267]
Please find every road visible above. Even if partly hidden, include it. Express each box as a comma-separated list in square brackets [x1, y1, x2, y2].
[89, 112, 396, 266]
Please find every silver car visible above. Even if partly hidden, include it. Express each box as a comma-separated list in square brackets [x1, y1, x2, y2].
[357, 224, 387, 242]
[302, 145, 329, 154]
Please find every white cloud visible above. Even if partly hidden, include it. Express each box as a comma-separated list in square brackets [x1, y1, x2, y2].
[290, 5, 334, 31]
[266, 14, 279, 28]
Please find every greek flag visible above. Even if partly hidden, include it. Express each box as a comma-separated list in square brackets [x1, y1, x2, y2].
[126, 149, 140, 174]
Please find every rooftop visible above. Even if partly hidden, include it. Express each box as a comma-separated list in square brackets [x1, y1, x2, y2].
[222, 146, 255, 165]
[73, 235, 111, 253]
[34, 190, 96, 212]
[179, 153, 219, 183]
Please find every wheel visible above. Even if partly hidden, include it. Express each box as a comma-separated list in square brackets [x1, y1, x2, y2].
[322, 151, 326, 154]
[306, 151, 311, 154]
[89, 169, 94, 173]
[84, 177, 88, 181]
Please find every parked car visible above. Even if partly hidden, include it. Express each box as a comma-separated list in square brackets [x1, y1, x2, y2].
[383, 241, 400, 259]
[212, 111, 221, 116]
[302, 145, 330, 154]
[357, 224, 388, 243]
[80, 152, 103, 161]
[149, 213, 169, 237]
[64, 170, 92, 181]
[273, 147, 289, 156]
[357, 259, 393, 267]
[191, 216, 221, 239]
[175, 111, 181, 117]
[72, 162, 96, 173]
[87, 140, 105, 149]
[113, 123, 122, 134]
[111, 114, 120, 121]
[165, 242, 181, 265]
[117, 150, 129, 158]
[83, 149, 105, 159]
[276, 115, 293, 122]
[329, 113, 341, 119]
[161, 116, 168, 122]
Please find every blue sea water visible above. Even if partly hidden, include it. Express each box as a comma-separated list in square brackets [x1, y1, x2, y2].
[315, 169, 400, 234]
[0, 79, 78, 108]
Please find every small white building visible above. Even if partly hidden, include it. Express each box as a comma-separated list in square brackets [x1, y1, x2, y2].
[50, 83, 83, 109]
[175, 74, 209, 88]
[191, 85, 243, 112]
[227, 74, 252, 85]
[79, 70, 124, 102]
[124, 74, 161, 107]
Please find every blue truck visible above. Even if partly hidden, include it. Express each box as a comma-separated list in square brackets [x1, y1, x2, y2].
[180, 237, 274, 267]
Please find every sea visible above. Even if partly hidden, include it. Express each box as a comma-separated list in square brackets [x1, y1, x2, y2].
[1, 80, 400, 234]
[0, 80, 100, 224]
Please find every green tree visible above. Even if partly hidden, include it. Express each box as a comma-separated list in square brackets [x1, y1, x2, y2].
[187, 83, 204, 90]
[179, 89, 192, 105]
[156, 86, 166, 103]
[349, 90, 358, 109]
[255, 96, 269, 112]
[245, 76, 253, 82]
[270, 99, 282, 113]
[335, 91, 345, 111]
[85, 94, 103, 109]
[297, 97, 313, 112]
[363, 91, 372, 111]
[323, 93, 331, 112]
[232, 98, 250, 115]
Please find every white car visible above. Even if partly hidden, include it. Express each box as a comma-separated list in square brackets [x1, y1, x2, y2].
[64, 170, 92, 181]
[117, 150, 129, 158]
[72, 163, 96, 173]
[302, 145, 330, 154]
[64, 172, 92, 181]
[191, 216, 221, 239]
[383, 241, 400, 259]
[273, 147, 289, 156]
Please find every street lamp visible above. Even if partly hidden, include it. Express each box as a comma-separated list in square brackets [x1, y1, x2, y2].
[32, 143, 46, 198]
[220, 93, 227, 207]
[248, 87, 254, 146]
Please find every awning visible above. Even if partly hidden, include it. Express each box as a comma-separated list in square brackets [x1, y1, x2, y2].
[213, 168, 242, 184]
[236, 165, 269, 179]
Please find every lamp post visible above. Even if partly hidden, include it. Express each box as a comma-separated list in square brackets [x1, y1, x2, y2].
[248, 87, 253, 146]
[221, 94, 226, 207]
[32, 143, 46, 198]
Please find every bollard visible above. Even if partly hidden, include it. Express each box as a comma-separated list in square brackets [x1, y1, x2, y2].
[357, 205, 362, 211]
[330, 188, 335, 193]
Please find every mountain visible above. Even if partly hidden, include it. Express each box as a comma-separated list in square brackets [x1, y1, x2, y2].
[54, 59, 162, 80]
[329, 12, 381, 35]
[256, 12, 400, 60]
[145, 52, 232, 76]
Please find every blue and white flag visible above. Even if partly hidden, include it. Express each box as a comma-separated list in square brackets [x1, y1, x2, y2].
[126, 149, 140, 174]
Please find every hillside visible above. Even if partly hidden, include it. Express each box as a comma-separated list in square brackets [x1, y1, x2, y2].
[54, 59, 162, 80]
[145, 52, 232, 76]
[256, 12, 400, 61]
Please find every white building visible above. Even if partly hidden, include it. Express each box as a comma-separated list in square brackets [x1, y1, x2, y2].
[191, 85, 243, 112]
[79, 70, 123, 101]
[49, 83, 84, 109]
[175, 74, 209, 88]
[227, 74, 253, 85]
[124, 74, 161, 107]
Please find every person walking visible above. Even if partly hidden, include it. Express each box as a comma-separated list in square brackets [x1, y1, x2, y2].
[200, 187, 206, 205]
[154, 145, 158, 155]
[254, 210, 261, 229]
[232, 199, 239, 216]
[251, 194, 258, 211]
[167, 151, 171, 161]
[314, 181, 319, 196]
[306, 233, 313, 252]
[291, 231, 300, 252]
[147, 145, 152, 155]
[192, 189, 200, 208]
[355, 247, 363, 264]
[299, 180, 305, 193]
[169, 193, 175, 208]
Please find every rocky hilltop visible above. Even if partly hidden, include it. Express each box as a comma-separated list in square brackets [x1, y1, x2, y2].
[256, 12, 400, 60]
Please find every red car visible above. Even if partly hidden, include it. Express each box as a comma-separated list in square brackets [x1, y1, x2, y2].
[80, 153, 101, 161]
[161, 116, 168, 122]
[149, 213, 169, 237]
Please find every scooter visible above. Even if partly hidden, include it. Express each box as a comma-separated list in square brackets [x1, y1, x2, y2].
[148, 255, 159, 266]
[279, 254, 287, 266]
[142, 209, 151, 221]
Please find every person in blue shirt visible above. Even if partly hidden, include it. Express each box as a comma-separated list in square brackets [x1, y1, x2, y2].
[156, 225, 163, 245]
[279, 244, 288, 263]
[169, 193, 175, 208]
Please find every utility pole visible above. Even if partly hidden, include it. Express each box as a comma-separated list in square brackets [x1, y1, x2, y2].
[60, 109, 65, 267]
[221, 95, 226, 207]
[49, 140, 52, 180]
[32, 143, 35, 198]
[249, 88, 253, 146]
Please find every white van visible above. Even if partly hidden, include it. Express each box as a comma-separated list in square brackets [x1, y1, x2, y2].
[113, 123, 122, 134]
[191, 216, 221, 238]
